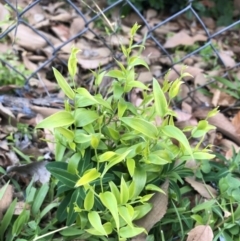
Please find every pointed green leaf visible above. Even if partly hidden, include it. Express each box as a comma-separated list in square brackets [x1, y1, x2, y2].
[84, 188, 95, 211]
[118, 206, 133, 227]
[120, 176, 129, 204]
[153, 78, 168, 117]
[88, 211, 107, 236]
[68, 46, 80, 78]
[75, 168, 100, 187]
[119, 226, 145, 238]
[109, 181, 120, 204]
[36, 111, 74, 129]
[74, 109, 99, 127]
[126, 158, 135, 177]
[99, 192, 119, 231]
[145, 184, 165, 194]
[121, 117, 158, 139]
[53, 67, 75, 99]
[162, 125, 192, 156]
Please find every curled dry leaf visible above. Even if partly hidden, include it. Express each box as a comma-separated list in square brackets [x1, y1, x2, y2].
[185, 177, 217, 199]
[70, 17, 85, 37]
[7, 160, 50, 184]
[219, 50, 236, 68]
[232, 111, 240, 135]
[132, 180, 169, 241]
[8, 25, 47, 51]
[164, 30, 206, 48]
[187, 225, 213, 241]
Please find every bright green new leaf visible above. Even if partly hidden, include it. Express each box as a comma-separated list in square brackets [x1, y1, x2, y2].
[121, 117, 158, 139]
[67, 152, 81, 174]
[125, 80, 149, 92]
[206, 107, 219, 119]
[193, 151, 215, 160]
[95, 70, 106, 86]
[153, 78, 168, 118]
[74, 109, 99, 127]
[55, 127, 74, 142]
[162, 125, 192, 157]
[99, 192, 119, 231]
[132, 166, 146, 197]
[145, 184, 165, 194]
[192, 199, 216, 213]
[118, 206, 133, 227]
[104, 150, 132, 174]
[169, 79, 183, 99]
[36, 111, 74, 129]
[106, 69, 125, 80]
[88, 211, 107, 236]
[119, 226, 145, 238]
[99, 151, 116, 162]
[53, 67, 75, 99]
[109, 181, 120, 204]
[133, 203, 152, 220]
[0, 180, 10, 200]
[75, 168, 100, 187]
[140, 193, 155, 202]
[126, 158, 135, 177]
[84, 188, 95, 211]
[120, 176, 129, 204]
[68, 46, 80, 78]
[118, 98, 127, 118]
[128, 56, 149, 70]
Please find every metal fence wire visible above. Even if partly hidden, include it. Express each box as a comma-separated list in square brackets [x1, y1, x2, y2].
[1, 0, 240, 103]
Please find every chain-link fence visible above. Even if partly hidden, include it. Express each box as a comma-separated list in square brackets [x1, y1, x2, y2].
[1, 0, 240, 102]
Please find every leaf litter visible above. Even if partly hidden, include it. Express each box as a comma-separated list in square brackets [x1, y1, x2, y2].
[0, 1, 240, 240]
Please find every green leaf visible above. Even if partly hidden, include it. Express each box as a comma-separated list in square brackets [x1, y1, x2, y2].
[106, 69, 125, 79]
[75, 168, 100, 187]
[0, 198, 17, 240]
[133, 203, 152, 220]
[145, 184, 165, 194]
[128, 56, 149, 70]
[193, 151, 215, 160]
[53, 67, 75, 99]
[12, 209, 30, 236]
[192, 199, 216, 213]
[99, 192, 119, 231]
[109, 181, 120, 204]
[153, 78, 168, 118]
[118, 98, 128, 118]
[125, 80, 149, 91]
[118, 206, 133, 227]
[132, 166, 146, 197]
[121, 117, 158, 139]
[84, 188, 95, 211]
[55, 127, 74, 142]
[169, 79, 183, 99]
[162, 125, 192, 156]
[32, 183, 49, 216]
[67, 152, 81, 174]
[60, 227, 85, 236]
[68, 46, 80, 78]
[120, 176, 129, 204]
[119, 226, 145, 238]
[0, 180, 10, 199]
[95, 70, 106, 87]
[74, 109, 99, 127]
[36, 111, 74, 129]
[126, 158, 135, 177]
[46, 163, 78, 188]
[88, 211, 107, 236]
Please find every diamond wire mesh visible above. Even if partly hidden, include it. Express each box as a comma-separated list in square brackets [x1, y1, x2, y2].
[0, 0, 240, 102]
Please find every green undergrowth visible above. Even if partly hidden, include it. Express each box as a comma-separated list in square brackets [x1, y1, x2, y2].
[1, 23, 240, 241]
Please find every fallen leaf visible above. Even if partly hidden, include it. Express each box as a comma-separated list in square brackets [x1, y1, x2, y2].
[132, 180, 169, 240]
[0, 184, 13, 218]
[187, 225, 213, 241]
[7, 160, 50, 184]
[232, 111, 240, 135]
[70, 17, 85, 37]
[164, 31, 195, 48]
[185, 177, 217, 199]
[219, 50, 236, 67]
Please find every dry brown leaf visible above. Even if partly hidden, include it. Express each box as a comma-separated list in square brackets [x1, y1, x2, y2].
[174, 109, 192, 122]
[50, 12, 73, 22]
[51, 24, 70, 42]
[185, 177, 217, 199]
[219, 50, 236, 67]
[7, 161, 50, 184]
[8, 25, 47, 51]
[78, 57, 112, 69]
[194, 73, 208, 87]
[217, 92, 236, 106]
[14, 201, 30, 215]
[164, 31, 194, 48]
[211, 83, 223, 107]
[187, 225, 213, 241]
[132, 180, 169, 241]
[70, 17, 85, 37]
[30, 105, 60, 118]
[138, 71, 153, 83]
[146, 9, 158, 20]
[0, 3, 10, 22]
[232, 111, 240, 135]
[168, 65, 202, 82]
[0, 184, 13, 218]
[0, 103, 17, 126]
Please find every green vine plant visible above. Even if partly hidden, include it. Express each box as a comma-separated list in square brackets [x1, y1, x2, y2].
[36, 23, 217, 241]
